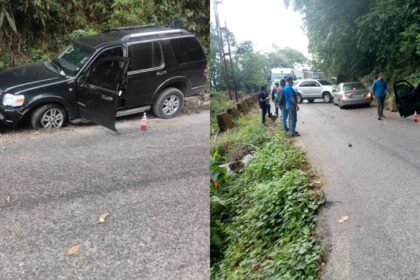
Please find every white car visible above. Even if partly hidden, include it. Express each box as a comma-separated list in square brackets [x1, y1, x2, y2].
[293, 79, 336, 103]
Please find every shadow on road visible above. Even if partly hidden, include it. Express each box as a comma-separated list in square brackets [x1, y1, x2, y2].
[0, 112, 158, 134]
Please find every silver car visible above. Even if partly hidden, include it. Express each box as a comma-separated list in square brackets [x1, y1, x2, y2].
[332, 82, 373, 108]
[293, 79, 335, 103]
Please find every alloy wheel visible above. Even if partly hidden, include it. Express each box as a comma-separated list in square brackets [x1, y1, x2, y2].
[162, 95, 180, 115]
[40, 108, 64, 128]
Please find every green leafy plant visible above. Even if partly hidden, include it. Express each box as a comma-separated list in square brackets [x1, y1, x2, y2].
[211, 114, 325, 280]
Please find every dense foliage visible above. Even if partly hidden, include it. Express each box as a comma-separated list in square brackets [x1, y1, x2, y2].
[211, 114, 325, 279]
[0, 0, 209, 70]
[284, 0, 420, 81]
[210, 25, 308, 93]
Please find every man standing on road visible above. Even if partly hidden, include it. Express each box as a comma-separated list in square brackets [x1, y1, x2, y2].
[284, 76, 300, 136]
[371, 71, 388, 120]
[276, 79, 288, 132]
[272, 82, 280, 116]
[259, 85, 270, 124]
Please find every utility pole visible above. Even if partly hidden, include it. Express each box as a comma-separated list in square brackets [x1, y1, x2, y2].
[212, 0, 238, 102]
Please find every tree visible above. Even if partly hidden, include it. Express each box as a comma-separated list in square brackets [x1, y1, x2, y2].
[0, 0, 209, 70]
[286, 0, 420, 81]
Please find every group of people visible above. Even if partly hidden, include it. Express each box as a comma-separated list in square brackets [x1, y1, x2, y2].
[258, 76, 300, 137]
[258, 71, 389, 135]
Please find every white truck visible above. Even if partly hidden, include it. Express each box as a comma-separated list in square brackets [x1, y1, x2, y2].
[270, 67, 295, 88]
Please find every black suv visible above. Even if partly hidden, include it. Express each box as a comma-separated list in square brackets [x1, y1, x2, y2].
[0, 25, 206, 131]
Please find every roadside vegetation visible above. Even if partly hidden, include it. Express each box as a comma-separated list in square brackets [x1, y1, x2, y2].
[210, 95, 325, 279]
[0, 0, 209, 70]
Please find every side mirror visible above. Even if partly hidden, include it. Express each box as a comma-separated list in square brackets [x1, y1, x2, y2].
[78, 75, 88, 87]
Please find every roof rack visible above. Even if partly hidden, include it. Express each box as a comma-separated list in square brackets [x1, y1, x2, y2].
[104, 24, 159, 32]
[122, 29, 185, 40]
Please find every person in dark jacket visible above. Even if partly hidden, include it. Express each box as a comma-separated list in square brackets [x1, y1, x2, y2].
[371, 71, 388, 120]
[258, 85, 270, 124]
[272, 82, 280, 115]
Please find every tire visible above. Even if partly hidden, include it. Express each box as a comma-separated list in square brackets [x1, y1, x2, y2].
[307, 98, 315, 103]
[153, 87, 184, 119]
[322, 92, 332, 103]
[297, 93, 303, 104]
[30, 104, 67, 129]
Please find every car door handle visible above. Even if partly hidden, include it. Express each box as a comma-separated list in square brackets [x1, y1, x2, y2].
[156, 71, 167, 76]
[101, 95, 113, 102]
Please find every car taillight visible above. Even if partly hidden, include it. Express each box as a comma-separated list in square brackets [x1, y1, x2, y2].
[364, 91, 372, 98]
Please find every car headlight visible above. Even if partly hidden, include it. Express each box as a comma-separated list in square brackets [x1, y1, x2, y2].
[3, 94, 25, 107]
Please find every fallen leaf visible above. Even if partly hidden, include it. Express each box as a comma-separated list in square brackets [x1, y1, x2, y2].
[97, 213, 109, 224]
[145, 144, 152, 148]
[213, 179, 219, 189]
[64, 245, 80, 255]
[338, 216, 349, 223]
[5, 196, 11, 203]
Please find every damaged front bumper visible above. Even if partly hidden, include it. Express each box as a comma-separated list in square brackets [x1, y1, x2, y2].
[0, 105, 25, 125]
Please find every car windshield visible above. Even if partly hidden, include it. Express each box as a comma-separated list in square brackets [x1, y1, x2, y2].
[54, 44, 94, 76]
[318, 80, 334, 85]
[342, 82, 366, 91]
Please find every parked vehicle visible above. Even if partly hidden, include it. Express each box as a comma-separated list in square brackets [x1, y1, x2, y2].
[270, 67, 295, 89]
[0, 25, 207, 131]
[394, 80, 420, 117]
[332, 82, 372, 108]
[293, 79, 335, 103]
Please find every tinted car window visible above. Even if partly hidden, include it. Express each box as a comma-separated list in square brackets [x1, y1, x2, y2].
[97, 47, 123, 61]
[170, 37, 205, 63]
[318, 80, 333, 85]
[128, 42, 162, 71]
[300, 81, 312, 87]
[88, 57, 124, 91]
[343, 83, 366, 91]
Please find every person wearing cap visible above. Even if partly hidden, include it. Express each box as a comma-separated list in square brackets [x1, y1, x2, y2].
[371, 71, 388, 120]
[283, 76, 300, 136]
[258, 85, 270, 124]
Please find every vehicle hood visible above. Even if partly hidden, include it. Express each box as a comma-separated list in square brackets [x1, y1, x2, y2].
[0, 62, 65, 94]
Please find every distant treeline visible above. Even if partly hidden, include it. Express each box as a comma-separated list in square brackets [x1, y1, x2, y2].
[0, 0, 209, 69]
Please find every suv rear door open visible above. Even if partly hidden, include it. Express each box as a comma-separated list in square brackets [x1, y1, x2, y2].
[77, 56, 129, 131]
[394, 80, 420, 118]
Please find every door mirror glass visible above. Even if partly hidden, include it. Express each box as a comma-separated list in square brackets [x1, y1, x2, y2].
[78, 75, 87, 87]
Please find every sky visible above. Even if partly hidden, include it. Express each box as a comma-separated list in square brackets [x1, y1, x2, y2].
[211, 0, 309, 57]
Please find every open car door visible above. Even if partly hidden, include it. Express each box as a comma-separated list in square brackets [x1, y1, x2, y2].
[77, 56, 129, 131]
[394, 80, 420, 118]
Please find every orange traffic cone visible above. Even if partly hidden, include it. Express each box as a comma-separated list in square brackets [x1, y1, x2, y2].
[140, 112, 148, 131]
[412, 112, 418, 123]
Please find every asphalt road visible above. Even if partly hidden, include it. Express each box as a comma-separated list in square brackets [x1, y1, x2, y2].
[0, 112, 209, 280]
[293, 101, 420, 280]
